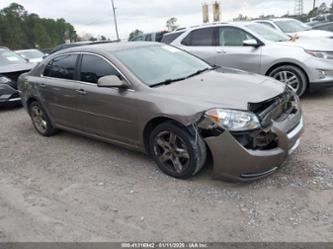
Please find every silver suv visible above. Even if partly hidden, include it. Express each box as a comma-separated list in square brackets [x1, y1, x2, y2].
[171, 22, 333, 96]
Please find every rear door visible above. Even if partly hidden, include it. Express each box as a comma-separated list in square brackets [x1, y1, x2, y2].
[74, 53, 138, 144]
[40, 54, 81, 129]
[214, 26, 262, 73]
[180, 27, 220, 65]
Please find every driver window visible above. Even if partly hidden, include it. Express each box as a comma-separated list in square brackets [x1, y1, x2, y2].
[80, 54, 121, 84]
[219, 27, 255, 46]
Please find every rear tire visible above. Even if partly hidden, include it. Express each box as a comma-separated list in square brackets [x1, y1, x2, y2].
[29, 101, 57, 137]
[269, 65, 308, 96]
[149, 121, 207, 179]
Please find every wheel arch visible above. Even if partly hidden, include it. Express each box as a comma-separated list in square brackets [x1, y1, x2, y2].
[143, 116, 191, 154]
[265, 62, 310, 84]
[26, 96, 39, 107]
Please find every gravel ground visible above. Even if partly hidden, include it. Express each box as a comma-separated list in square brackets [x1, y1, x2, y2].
[0, 89, 332, 242]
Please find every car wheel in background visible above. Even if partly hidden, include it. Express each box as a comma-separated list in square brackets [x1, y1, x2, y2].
[29, 101, 57, 136]
[149, 122, 207, 179]
[269, 65, 308, 96]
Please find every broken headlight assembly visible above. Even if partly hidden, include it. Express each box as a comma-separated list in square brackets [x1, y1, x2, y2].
[205, 108, 261, 131]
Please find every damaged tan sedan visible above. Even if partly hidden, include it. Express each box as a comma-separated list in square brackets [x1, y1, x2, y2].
[18, 42, 304, 181]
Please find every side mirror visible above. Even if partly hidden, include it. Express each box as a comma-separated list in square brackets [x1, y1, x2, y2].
[42, 54, 49, 59]
[243, 39, 260, 47]
[97, 75, 128, 89]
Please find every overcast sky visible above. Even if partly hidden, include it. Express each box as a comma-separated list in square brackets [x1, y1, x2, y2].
[0, 0, 332, 40]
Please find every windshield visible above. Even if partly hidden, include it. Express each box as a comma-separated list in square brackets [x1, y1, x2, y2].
[245, 23, 290, 42]
[274, 19, 312, 33]
[114, 45, 211, 86]
[0, 50, 27, 66]
[17, 49, 44, 59]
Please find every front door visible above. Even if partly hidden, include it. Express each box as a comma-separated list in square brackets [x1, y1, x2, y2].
[214, 26, 262, 74]
[74, 54, 138, 145]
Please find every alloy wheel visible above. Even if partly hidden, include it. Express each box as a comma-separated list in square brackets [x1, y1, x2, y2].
[272, 70, 300, 93]
[153, 131, 190, 174]
[31, 105, 48, 134]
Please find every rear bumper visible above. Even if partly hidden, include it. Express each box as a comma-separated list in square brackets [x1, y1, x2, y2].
[204, 113, 304, 182]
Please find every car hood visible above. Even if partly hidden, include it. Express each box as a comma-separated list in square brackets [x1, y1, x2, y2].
[279, 38, 333, 51]
[154, 68, 285, 110]
[288, 30, 333, 38]
[0, 63, 35, 74]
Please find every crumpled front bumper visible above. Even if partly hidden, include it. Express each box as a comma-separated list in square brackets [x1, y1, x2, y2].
[0, 84, 21, 105]
[204, 111, 304, 182]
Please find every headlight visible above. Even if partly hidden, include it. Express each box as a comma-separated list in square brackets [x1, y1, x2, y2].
[205, 109, 260, 131]
[0, 75, 12, 84]
[305, 50, 333, 60]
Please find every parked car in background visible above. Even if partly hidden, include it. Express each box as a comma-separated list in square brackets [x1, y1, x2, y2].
[0, 48, 35, 106]
[129, 31, 168, 42]
[15, 49, 46, 63]
[50, 40, 118, 54]
[312, 22, 333, 32]
[18, 42, 303, 181]
[254, 18, 333, 39]
[171, 22, 333, 96]
[161, 30, 186, 44]
[309, 14, 333, 23]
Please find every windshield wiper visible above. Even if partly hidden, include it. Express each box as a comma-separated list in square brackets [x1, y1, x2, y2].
[150, 77, 186, 88]
[185, 66, 217, 79]
[150, 66, 219, 88]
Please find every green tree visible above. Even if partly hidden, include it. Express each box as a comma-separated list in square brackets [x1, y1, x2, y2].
[0, 3, 78, 50]
[166, 17, 179, 32]
[128, 29, 143, 40]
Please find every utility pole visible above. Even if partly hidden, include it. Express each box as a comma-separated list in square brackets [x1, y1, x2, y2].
[110, 0, 120, 41]
[312, 0, 316, 9]
[294, 0, 304, 15]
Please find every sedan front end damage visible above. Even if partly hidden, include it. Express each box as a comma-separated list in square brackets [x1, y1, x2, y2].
[198, 90, 304, 181]
[0, 74, 22, 105]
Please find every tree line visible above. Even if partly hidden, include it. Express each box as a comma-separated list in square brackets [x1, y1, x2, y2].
[0, 3, 78, 50]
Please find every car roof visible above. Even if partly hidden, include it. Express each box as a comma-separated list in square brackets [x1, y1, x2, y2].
[15, 49, 40, 52]
[256, 18, 295, 22]
[184, 21, 256, 31]
[58, 41, 161, 54]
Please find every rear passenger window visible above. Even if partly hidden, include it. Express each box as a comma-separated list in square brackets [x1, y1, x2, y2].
[145, 34, 152, 41]
[258, 22, 276, 29]
[161, 31, 185, 44]
[80, 54, 121, 84]
[182, 28, 217, 46]
[44, 54, 77, 80]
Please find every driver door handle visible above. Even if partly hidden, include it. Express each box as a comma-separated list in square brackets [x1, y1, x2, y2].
[75, 89, 87, 95]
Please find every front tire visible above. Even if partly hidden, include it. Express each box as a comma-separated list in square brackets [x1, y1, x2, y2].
[269, 65, 308, 96]
[149, 122, 207, 179]
[29, 101, 57, 136]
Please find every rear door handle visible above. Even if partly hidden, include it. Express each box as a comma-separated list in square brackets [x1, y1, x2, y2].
[40, 83, 46, 88]
[75, 89, 87, 95]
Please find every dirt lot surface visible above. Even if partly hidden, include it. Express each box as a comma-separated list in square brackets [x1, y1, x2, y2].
[0, 89, 332, 242]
